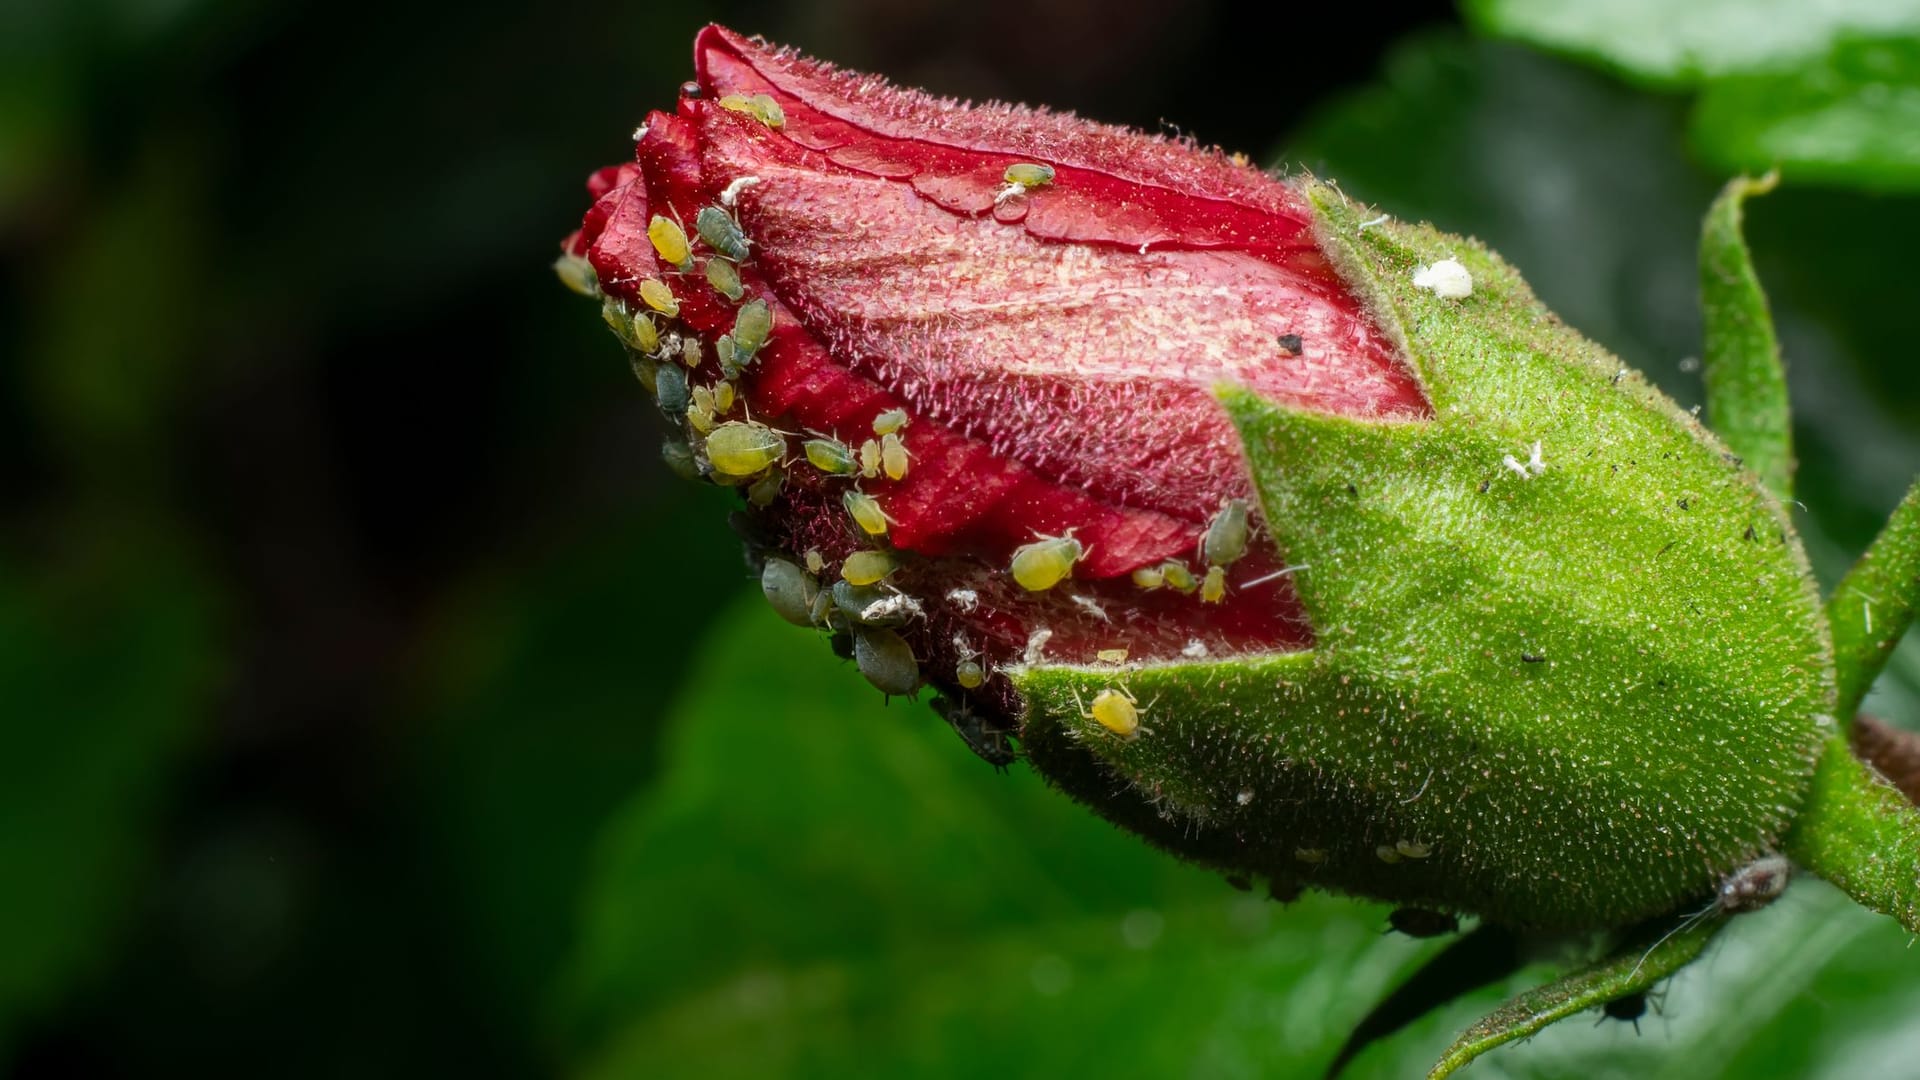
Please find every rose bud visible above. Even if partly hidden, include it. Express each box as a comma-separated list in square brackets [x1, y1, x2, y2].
[560, 26, 1920, 1072]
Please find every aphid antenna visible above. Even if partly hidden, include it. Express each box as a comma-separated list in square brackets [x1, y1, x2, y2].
[1241, 564, 1309, 589]
[1628, 899, 1721, 982]
[1398, 768, 1435, 805]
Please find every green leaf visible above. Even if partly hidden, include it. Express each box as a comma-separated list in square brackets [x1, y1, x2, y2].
[1692, 35, 1920, 192]
[1463, 0, 1920, 87]
[1700, 173, 1794, 499]
[1428, 917, 1721, 1079]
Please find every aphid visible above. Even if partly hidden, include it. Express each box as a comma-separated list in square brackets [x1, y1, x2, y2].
[628, 310, 662, 355]
[712, 380, 736, 414]
[704, 420, 784, 476]
[808, 588, 836, 629]
[1002, 162, 1055, 189]
[1159, 561, 1198, 593]
[1096, 648, 1129, 664]
[638, 277, 680, 317]
[858, 439, 882, 479]
[760, 557, 818, 627]
[1200, 565, 1227, 603]
[1276, 333, 1304, 357]
[1202, 498, 1251, 567]
[746, 466, 784, 507]
[1718, 853, 1790, 913]
[718, 92, 785, 129]
[843, 490, 891, 536]
[704, 256, 745, 301]
[647, 214, 693, 271]
[660, 438, 699, 481]
[853, 627, 920, 697]
[1386, 908, 1460, 938]
[1083, 685, 1141, 738]
[716, 334, 740, 378]
[552, 251, 598, 297]
[931, 695, 1016, 769]
[601, 300, 639, 347]
[827, 630, 854, 661]
[804, 437, 859, 476]
[1376, 845, 1404, 865]
[1294, 848, 1328, 865]
[655, 363, 690, 415]
[880, 432, 910, 480]
[686, 400, 715, 434]
[955, 659, 985, 689]
[872, 408, 909, 435]
[831, 580, 907, 627]
[1130, 565, 1165, 590]
[696, 205, 753, 263]
[1601, 992, 1649, 1034]
[680, 336, 701, 368]
[1396, 839, 1432, 860]
[840, 549, 898, 586]
[731, 299, 773, 362]
[804, 549, 826, 575]
[1009, 534, 1083, 592]
[690, 384, 714, 417]
[627, 353, 657, 394]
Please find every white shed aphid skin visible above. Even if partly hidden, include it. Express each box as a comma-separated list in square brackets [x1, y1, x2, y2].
[1629, 855, 1793, 979]
[1071, 595, 1111, 622]
[1357, 213, 1390, 231]
[946, 588, 980, 613]
[719, 174, 762, 207]
[1502, 441, 1547, 480]
[1412, 257, 1474, 299]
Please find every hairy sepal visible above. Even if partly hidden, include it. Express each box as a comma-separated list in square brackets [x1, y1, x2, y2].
[1014, 183, 1834, 930]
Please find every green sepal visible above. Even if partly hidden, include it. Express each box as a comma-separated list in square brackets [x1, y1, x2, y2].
[1784, 733, 1920, 933]
[1426, 917, 1723, 1079]
[1700, 172, 1794, 500]
[1828, 477, 1920, 721]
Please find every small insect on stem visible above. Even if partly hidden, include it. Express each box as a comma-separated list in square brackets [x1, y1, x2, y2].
[1630, 854, 1792, 979]
[696, 205, 753, 263]
[1077, 684, 1143, 739]
[1010, 534, 1083, 592]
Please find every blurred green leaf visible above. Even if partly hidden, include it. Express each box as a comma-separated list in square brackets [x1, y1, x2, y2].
[1693, 35, 1920, 192]
[0, 540, 217, 1061]
[1463, 0, 1920, 87]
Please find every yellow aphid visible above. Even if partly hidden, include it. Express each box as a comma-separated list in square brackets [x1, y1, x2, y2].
[719, 92, 785, 129]
[732, 299, 773, 361]
[1003, 162, 1056, 188]
[840, 550, 897, 586]
[628, 353, 657, 394]
[690, 385, 714, 415]
[1131, 566, 1164, 590]
[956, 659, 985, 689]
[880, 432, 910, 480]
[1376, 846, 1404, 865]
[1086, 686, 1140, 738]
[804, 549, 827, 575]
[1009, 535, 1082, 591]
[712, 381, 736, 414]
[687, 401, 715, 434]
[1396, 839, 1432, 860]
[1096, 648, 1129, 664]
[553, 252, 598, 297]
[859, 438, 882, 479]
[704, 257, 744, 301]
[680, 337, 701, 368]
[631, 311, 660, 354]
[844, 490, 890, 536]
[638, 278, 680, 317]
[1159, 561, 1198, 593]
[804, 437, 858, 476]
[872, 408, 909, 435]
[704, 420, 784, 476]
[1200, 565, 1227, 604]
[1294, 847, 1327, 865]
[647, 214, 693, 270]
[746, 467, 784, 507]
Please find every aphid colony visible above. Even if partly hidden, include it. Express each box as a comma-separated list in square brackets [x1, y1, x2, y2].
[558, 159, 1264, 763]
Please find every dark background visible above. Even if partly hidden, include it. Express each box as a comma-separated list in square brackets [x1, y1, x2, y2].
[8, 1, 1919, 1077]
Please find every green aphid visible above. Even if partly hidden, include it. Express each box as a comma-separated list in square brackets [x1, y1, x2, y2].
[1157, 560, 1197, 593]
[760, 558, 817, 627]
[746, 466, 785, 507]
[704, 256, 745, 301]
[697, 206, 752, 263]
[853, 627, 920, 697]
[654, 363, 690, 416]
[552, 251, 598, 297]
[731, 300, 773, 363]
[872, 408, 909, 435]
[704, 420, 784, 477]
[804, 437, 858, 476]
[716, 334, 740, 379]
[659, 438, 699, 482]
[844, 490, 891, 536]
[1002, 162, 1055, 189]
[1202, 499, 1251, 567]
